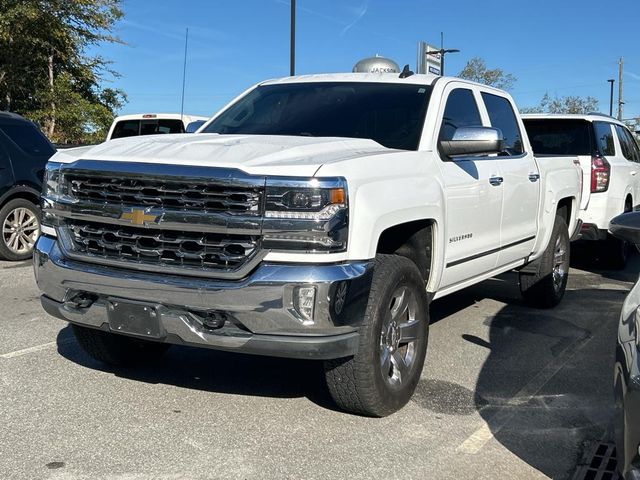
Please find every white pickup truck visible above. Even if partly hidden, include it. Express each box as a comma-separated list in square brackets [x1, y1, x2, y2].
[35, 73, 582, 416]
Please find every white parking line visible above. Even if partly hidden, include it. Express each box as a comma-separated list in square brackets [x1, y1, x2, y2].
[457, 329, 596, 455]
[0, 339, 74, 359]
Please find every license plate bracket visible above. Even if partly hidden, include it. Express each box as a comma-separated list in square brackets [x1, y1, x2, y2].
[107, 300, 163, 339]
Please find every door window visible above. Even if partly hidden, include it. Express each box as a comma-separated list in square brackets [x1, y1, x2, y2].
[438, 89, 482, 142]
[481, 93, 524, 155]
[593, 122, 616, 156]
[615, 125, 640, 162]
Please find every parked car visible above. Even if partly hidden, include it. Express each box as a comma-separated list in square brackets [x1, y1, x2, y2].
[523, 113, 640, 267]
[0, 112, 56, 261]
[610, 211, 640, 479]
[105, 113, 209, 141]
[35, 73, 582, 416]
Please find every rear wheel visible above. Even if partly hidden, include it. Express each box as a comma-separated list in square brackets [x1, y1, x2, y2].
[324, 254, 429, 417]
[0, 198, 41, 261]
[72, 324, 170, 367]
[605, 233, 629, 270]
[520, 214, 570, 308]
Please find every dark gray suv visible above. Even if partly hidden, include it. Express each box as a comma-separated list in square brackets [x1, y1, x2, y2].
[0, 112, 55, 260]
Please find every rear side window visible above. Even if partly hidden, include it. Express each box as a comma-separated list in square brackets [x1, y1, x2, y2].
[481, 93, 523, 155]
[523, 119, 592, 155]
[111, 120, 140, 139]
[111, 119, 185, 139]
[615, 125, 640, 162]
[0, 123, 55, 156]
[593, 122, 615, 156]
[439, 89, 482, 142]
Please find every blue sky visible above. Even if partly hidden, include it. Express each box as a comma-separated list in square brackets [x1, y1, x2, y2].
[101, 0, 640, 119]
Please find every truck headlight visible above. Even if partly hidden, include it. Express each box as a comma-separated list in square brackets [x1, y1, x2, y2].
[263, 177, 348, 252]
[42, 162, 68, 201]
[41, 162, 70, 231]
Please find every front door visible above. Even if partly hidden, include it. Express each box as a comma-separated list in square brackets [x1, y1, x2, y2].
[436, 86, 503, 289]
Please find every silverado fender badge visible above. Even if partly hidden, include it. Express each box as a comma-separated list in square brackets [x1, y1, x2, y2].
[120, 209, 158, 226]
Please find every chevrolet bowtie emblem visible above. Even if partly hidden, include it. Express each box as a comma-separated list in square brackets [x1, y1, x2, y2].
[120, 209, 158, 226]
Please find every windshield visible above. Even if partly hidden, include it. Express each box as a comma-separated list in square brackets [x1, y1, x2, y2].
[0, 123, 55, 157]
[202, 82, 432, 151]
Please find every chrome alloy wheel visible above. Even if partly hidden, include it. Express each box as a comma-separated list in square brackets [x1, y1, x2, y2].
[2, 207, 40, 255]
[552, 234, 568, 292]
[379, 286, 422, 388]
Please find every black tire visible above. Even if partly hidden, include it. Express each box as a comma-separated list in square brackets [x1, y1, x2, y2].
[519, 214, 570, 308]
[72, 324, 170, 367]
[324, 254, 429, 417]
[0, 198, 41, 261]
[604, 233, 629, 270]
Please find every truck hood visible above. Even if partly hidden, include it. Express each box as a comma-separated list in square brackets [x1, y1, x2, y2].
[51, 133, 396, 176]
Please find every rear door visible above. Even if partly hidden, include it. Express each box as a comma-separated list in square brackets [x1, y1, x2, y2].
[436, 85, 503, 289]
[614, 124, 640, 208]
[480, 92, 538, 266]
[523, 118, 592, 210]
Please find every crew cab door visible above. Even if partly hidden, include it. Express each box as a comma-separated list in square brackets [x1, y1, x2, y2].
[479, 92, 538, 266]
[436, 86, 503, 289]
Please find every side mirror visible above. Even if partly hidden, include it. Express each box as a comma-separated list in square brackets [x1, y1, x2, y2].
[610, 212, 640, 244]
[186, 120, 206, 133]
[440, 127, 505, 159]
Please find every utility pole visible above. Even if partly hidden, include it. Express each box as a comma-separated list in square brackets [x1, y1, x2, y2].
[618, 57, 624, 120]
[607, 79, 615, 117]
[290, 0, 296, 76]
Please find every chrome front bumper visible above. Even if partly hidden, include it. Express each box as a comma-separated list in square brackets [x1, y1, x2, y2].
[35, 235, 373, 359]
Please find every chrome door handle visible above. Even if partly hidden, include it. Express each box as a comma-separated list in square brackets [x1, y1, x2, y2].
[489, 176, 504, 186]
[528, 173, 540, 182]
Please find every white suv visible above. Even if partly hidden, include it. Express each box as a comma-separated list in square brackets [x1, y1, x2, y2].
[523, 113, 640, 267]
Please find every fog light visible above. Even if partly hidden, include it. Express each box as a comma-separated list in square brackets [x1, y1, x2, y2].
[294, 286, 316, 325]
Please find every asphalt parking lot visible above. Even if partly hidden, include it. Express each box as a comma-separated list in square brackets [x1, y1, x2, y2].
[1, 247, 636, 480]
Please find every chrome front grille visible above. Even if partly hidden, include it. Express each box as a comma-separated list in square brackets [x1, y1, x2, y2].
[62, 220, 261, 275]
[66, 174, 263, 214]
[51, 162, 268, 278]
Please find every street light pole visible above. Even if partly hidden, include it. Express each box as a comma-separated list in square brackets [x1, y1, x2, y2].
[607, 79, 615, 117]
[290, 0, 296, 76]
[426, 48, 460, 76]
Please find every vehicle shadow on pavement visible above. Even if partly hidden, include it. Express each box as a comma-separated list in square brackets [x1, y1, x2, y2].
[55, 326, 339, 411]
[467, 285, 622, 479]
[571, 241, 640, 283]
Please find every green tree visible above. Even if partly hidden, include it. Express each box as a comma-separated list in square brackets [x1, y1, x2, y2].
[458, 57, 517, 90]
[0, 0, 126, 143]
[521, 93, 599, 114]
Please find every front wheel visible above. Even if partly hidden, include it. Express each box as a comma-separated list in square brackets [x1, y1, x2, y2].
[519, 214, 570, 308]
[0, 198, 41, 261]
[324, 254, 429, 417]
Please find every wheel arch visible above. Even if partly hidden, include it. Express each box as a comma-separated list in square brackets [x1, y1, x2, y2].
[375, 219, 436, 288]
[0, 184, 41, 208]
